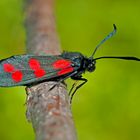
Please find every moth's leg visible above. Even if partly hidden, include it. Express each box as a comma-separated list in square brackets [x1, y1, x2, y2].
[49, 71, 78, 91]
[70, 78, 88, 104]
[68, 81, 78, 96]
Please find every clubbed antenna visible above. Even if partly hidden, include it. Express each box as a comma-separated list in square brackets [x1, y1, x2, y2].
[91, 24, 117, 58]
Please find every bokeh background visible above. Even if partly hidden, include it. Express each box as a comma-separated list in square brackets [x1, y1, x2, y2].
[0, 0, 140, 140]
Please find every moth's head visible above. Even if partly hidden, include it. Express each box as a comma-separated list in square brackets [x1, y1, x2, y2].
[86, 58, 96, 72]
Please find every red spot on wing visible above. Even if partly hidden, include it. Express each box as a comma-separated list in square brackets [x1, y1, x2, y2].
[28, 58, 46, 78]
[3, 63, 23, 83]
[53, 59, 72, 69]
[34, 69, 46, 78]
[58, 67, 74, 76]
[12, 71, 23, 82]
[29, 58, 41, 70]
[3, 63, 15, 73]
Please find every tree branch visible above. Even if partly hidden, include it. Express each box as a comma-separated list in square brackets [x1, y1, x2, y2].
[25, 0, 61, 55]
[24, 0, 77, 140]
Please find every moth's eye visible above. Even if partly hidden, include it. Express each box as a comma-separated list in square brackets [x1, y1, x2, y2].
[87, 63, 95, 72]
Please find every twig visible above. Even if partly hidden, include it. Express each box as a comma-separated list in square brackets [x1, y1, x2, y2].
[24, 0, 77, 140]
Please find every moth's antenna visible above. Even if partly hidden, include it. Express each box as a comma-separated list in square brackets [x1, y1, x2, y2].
[94, 56, 140, 61]
[91, 24, 117, 58]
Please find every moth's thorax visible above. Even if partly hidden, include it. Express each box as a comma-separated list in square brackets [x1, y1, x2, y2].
[62, 52, 84, 67]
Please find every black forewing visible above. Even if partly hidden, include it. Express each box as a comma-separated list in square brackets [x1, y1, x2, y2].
[0, 54, 79, 87]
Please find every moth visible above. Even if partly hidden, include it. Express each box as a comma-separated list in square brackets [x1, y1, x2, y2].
[0, 24, 139, 102]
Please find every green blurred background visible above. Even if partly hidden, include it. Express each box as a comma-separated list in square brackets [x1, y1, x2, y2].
[0, 0, 140, 140]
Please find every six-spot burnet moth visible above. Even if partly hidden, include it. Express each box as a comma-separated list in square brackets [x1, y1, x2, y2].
[0, 24, 140, 102]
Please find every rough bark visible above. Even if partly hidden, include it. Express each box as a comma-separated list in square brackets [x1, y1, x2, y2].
[24, 0, 77, 140]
